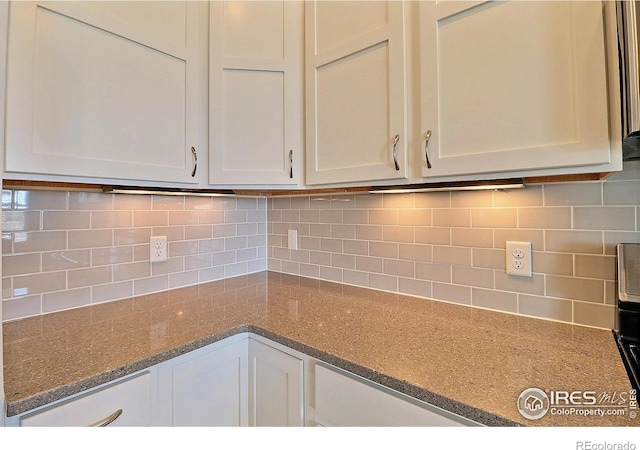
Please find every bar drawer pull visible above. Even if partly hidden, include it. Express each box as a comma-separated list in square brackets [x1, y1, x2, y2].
[90, 409, 123, 427]
[424, 130, 432, 169]
[289, 150, 294, 179]
[191, 147, 198, 177]
[392, 134, 400, 171]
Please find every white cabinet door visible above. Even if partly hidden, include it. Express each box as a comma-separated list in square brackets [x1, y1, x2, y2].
[19, 371, 152, 427]
[419, 1, 617, 180]
[313, 363, 478, 427]
[305, 1, 408, 186]
[248, 338, 304, 426]
[163, 338, 248, 426]
[5, 1, 202, 184]
[209, 1, 304, 186]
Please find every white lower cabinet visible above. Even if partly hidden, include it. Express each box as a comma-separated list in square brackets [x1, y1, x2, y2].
[312, 363, 478, 427]
[5, 334, 479, 426]
[248, 338, 304, 426]
[17, 371, 154, 427]
[156, 335, 249, 426]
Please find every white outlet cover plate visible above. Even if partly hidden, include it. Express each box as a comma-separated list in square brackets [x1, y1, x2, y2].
[287, 230, 298, 250]
[506, 241, 532, 277]
[150, 236, 168, 263]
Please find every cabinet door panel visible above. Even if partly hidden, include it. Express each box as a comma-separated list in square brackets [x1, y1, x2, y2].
[249, 339, 304, 426]
[306, 0, 407, 186]
[314, 363, 476, 427]
[420, 1, 613, 178]
[209, 0, 303, 186]
[171, 340, 248, 426]
[5, 1, 200, 184]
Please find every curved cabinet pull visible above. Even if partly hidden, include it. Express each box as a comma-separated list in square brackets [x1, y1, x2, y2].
[424, 130, 432, 169]
[89, 409, 123, 427]
[191, 147, 198, 177]
[392, 134, 400, 171]
[289, 150, 294, 179]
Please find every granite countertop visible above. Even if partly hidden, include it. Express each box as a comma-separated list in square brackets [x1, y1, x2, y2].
[2, 271, 637, 426]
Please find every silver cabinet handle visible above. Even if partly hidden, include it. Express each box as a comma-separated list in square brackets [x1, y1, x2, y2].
[289, 150, 293, 179]
[392, 134, 400, 171]
[191, 147, 198, 177]
[89, 409, 123, 427]
[424, 130, 432, 169]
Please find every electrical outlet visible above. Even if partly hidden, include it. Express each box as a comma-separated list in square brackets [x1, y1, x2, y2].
[506, 241, 532, 277]
[150, 236, 168, 263]
[287, 229, 298, 250]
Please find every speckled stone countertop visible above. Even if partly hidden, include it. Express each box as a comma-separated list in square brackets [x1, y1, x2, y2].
[2, 271, 637, 426]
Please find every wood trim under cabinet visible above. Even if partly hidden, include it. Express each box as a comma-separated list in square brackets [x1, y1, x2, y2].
[2, 172, 615, 196]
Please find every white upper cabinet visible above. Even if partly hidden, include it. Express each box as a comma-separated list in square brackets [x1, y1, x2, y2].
[305, 1, 408, 186]
[418, 1, 621, 180]
[5, 1, 202, 184]
[209, 1, 304, 187]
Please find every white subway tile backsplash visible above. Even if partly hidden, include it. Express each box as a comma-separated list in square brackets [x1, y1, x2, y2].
[451, 228, 493, 249]
[69, 229, 113, 249]
[91, 211, 132, 229]
[13, 271, 66, 296]
[545, 230, 604, 254]
[433, 282, 471, 305]
[2, 295, 41, 321]
[545, 275, 605, 303]
[68, 266, 112, 289]
[573, 206, 636, 231]
[370, 241, 398, 259]
[398, 277, 431, 298]
[69, 192, 113, 210]
[518, 294, 573, 323]
[494, 185, 543, 207]
[603, 180, 640, 205]
[518, 207, 571, 229]
[42, 250, 91, 272]
[415, 262, 452, 283]
[332, 253, 355, 270]
[471, 208, 517, 228]
[1, 189, 267, 320]
[3, 211, 41, 232]
[4, 167, 640, 330]
[573, 301, 615, 329]
[343, 269, 369, 287]
[134, 275, 169, 296]
[433, 209, 470, 228]
[4, 253, 41, 276]
[452, 266, 494, 289]
[152, 195, 184, 211]
[544, 182, 602, 206]
[43, 287, 91, 313]
[472, 288, 517, 313]
[494, 272, 544, 296]
[92, 280, 133, 304]
[530, 251, 573, 277]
